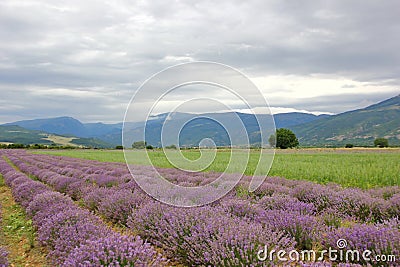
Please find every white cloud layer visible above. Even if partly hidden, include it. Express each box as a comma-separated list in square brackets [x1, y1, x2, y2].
[0, 0, 399, 123]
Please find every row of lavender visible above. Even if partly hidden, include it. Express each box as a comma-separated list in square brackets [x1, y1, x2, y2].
[0, 154, 166, 266]
[5, 152, 146, 225]
[13, 150, 220, 187]
[4, 150, 400, 266]
[0, 204, 9, 267]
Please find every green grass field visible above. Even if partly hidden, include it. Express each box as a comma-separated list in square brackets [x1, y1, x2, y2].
[35, 148, 400, 189]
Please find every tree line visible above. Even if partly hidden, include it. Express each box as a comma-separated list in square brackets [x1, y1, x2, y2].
[1, 130, 392, 150]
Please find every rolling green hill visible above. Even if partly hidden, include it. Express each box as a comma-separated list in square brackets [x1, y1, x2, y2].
[0, 125, 54, 145]
[3, 116, 122, 140]
[0, 125, 113, 148]
[291, 94, 400, 146]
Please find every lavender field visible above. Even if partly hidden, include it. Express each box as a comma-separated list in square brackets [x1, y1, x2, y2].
[0, 150, 399, 266]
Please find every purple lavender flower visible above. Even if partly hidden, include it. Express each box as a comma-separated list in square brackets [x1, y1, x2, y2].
[257, 194, 316, 215]
[256, 210, 325, 250]
[252, 180, 293, 198]
[387, 193, 400, 219]
[323, 223, 400, 266]
[47, 221, 112, 265]
[0, 247, 9, 267]
[97, 189, 146, 225]
[219, 197, 264, 219]
[52, 176, 81, 193]
[338, 188, 389, 223]
[82, 187, 114, 211]
[129, 202, 295, 266]
[65, 181, 93, 201]
[62, 234, 167, 267]
[26, 191, 74, 227]
[0, 204, 9, 267]
[13, 180, 50, 208]
[368, 186, 400, 200]
[291, 182, 341, 212]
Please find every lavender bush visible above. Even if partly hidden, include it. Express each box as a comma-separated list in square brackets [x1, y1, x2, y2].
[47, 219, 112, 265]
[0, 204, 9, 267]
[0, 247, 9, 267]
[13, 180, 49, 208]
[291, 182, 341, 212]
[337, 188, 388, 223]
[82, 187, 114, 211]
[257, 194, 316, 215]
[252, 180, 292, 198]
[388, 193, 400, 219]
[219, 197, 264, 219]
[97, 189, 146, 225]
[26, 191, 75, 227]
[129, 202, 295, 266]
[256, 209, 325, 250]
[62, 234, 166, 267]
[38, 207, 105, 249]
[323, 223, 400, 266]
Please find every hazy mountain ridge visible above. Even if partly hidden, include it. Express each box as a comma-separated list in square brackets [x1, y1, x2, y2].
[3, 112, 327, 146]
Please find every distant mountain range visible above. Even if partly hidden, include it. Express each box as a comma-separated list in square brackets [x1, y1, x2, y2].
[1, 112, 327, 147]
[121, 112, 330, 147]
[1, 94, 399, 147]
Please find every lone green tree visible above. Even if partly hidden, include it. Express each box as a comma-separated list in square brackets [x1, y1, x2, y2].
[374, 138, 389, 148]
[165, 144, 177, 149]
[268, 134, 276, 148]
[275, 128, 299, 149]
[146, 144, 154, 150]
[132, 141, 147, 149]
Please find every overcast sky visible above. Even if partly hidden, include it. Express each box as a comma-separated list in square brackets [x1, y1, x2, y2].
[1, 0, 399, 123]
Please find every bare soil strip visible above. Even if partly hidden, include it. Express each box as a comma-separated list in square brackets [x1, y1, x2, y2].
[0, 175, 48, 267]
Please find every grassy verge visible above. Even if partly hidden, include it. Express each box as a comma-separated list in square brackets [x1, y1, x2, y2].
[35, 149, 400, 188]
[0, 175, 48, 267]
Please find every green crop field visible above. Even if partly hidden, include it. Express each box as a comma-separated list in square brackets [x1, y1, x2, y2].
[35, 148, 400, 189]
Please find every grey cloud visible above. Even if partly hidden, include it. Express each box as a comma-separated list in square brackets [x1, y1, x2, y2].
[0, 86, 130, 123]
[268, 91, 399, 114]
[341, 84, 356, 89]
[0, 0, 399, 123]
